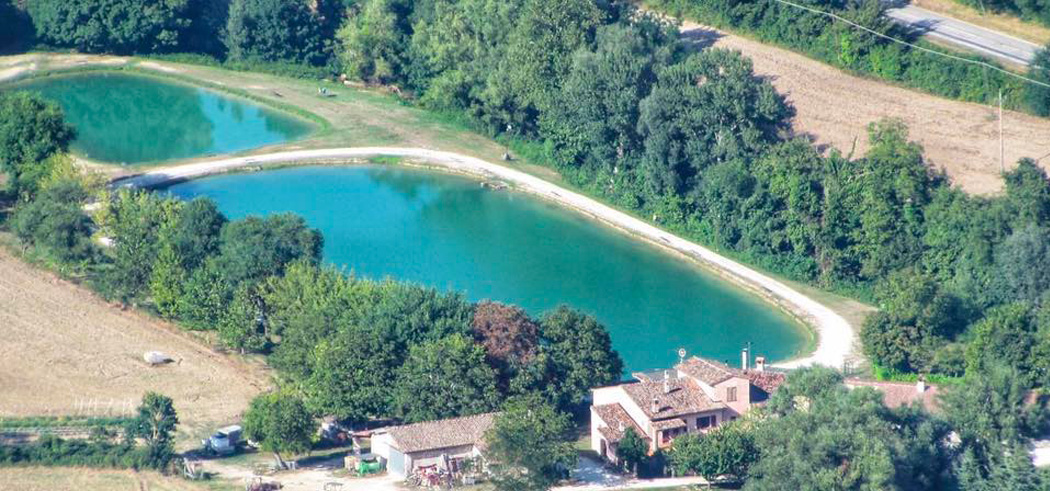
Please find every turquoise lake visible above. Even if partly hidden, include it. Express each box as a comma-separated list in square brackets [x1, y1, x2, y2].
[167, 165, 808, 371]
[11, 72, 312, 164]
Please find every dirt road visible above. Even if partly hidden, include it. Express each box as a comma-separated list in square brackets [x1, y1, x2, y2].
[683, 21, 1050, 195]
[0, 247, 271, 439]
[118, 147, 857, 369]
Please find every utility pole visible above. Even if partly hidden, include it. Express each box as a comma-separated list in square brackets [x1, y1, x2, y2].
[999, 89, 1005, 174]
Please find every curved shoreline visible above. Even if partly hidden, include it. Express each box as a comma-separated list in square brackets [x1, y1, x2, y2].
[115, 148, 856, 368]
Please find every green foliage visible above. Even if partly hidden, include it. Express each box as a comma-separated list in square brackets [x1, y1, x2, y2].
[746, 368, 954, 491]
[0, 91, 74, 197]
[224, 0, 328, 65]
[485, 395, 577, 491]
[243, 391, 318, 466]
[616, 427, 649, 476]
[214, 213, 323, 286]
[953, 0, 1050, 28]
[148, 242, 186, 318]
[124, 392, 178, 468]
[965, 304, 1039, 378]
[337, 0, 407, 83]
[1027, 46, 1050, 116]
[11, 179, 94, 262]
[27, 0, 191, 54]
[861, 269, 964, 373]
[941, 365, 1048, 468]
[0, 435, 149, 469]
[392, 334, 501, 422]
[101, 190, 180, 303]
[670, 422, 757, 483]
[0, 0, 33, 52]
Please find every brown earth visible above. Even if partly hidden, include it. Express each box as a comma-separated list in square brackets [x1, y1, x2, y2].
[0, 467, 239, 491]
[0, 246, 271, 440]
[682, 21, 1050, 195]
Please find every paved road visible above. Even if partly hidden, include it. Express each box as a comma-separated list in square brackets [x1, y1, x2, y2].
[884, 3, 1040, 65]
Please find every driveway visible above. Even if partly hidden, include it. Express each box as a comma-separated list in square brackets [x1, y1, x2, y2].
[554, 455, 708, 490]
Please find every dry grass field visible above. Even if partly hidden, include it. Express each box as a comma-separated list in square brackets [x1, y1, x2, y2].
[0, 467, 238, 491]
[0, 246, 271, 442]
[682, 21, 1050, 195]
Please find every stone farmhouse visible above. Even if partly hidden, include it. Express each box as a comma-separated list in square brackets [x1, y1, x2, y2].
[590, 351, 784, 464]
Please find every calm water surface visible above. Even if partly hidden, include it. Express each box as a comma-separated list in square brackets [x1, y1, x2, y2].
[13, 72, 312, 164]
[167, 166, 807, 371]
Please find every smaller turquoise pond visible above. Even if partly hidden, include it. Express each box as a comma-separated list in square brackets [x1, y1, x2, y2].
[10, 72, 313, 164]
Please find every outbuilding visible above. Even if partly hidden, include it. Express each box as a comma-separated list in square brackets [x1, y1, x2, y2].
[370, 412, 497, 479]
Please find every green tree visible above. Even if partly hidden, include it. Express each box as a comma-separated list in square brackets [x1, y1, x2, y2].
[993, 226, 1050, 305]
[176, 257, 234, 329]
[149, 242, 187, 318]
[10, 179, 94, 262]
[301, 325, 400, 423]
[125, 392, 179, 468]
[224, 0, 326, 65]
[485, 395, 577, 491]
[526, 305, 623, 415]
[393, 334, 501, 423]
[166, 197, 226, 271]
[0, 0, 33, 52]
[965, 304, 1038, 377]
[941, 364, 1047, 467]
[214, 214, 323, 286]
[243, 392, 318, 469]
[337, 0, 408, 83]
[670, 423, 757, 483]
[27, 0, 191, 54]
[103, 190, 180, 303]
[0, 91, 74, 197]
[1026, 46, 1050, 117]
[861, 269, 964, 373]
[218, 283, 269, 353]
[616, 427, 648, 476]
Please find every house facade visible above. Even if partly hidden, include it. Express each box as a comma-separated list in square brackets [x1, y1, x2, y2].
[371, 412, 496, 478]
[590, 353, 784, 464]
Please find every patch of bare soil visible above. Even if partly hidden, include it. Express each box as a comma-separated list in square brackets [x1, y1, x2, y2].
[0, 247, 271, 437]
[0, 467, 237, 491]
[684, 22, 1050, 195]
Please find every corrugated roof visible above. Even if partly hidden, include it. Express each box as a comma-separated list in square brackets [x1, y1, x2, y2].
[381, 412, 497, 454]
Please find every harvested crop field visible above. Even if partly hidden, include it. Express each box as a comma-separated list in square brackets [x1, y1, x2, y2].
[682, 21, 1050, 195]
[0, 467, 238, 491]
[0, 247, 270, 439]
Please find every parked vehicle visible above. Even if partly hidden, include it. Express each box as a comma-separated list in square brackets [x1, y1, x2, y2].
[202, 425, 243, 455]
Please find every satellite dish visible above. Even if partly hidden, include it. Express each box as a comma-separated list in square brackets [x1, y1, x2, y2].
[677, 348, 686, 360]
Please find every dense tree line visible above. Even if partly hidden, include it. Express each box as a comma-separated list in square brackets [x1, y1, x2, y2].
[953, 0, 1050, 28]
[669, 366, 1050, 491]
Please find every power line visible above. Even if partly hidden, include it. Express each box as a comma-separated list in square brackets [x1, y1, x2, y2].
[770, 0, 1050, 90]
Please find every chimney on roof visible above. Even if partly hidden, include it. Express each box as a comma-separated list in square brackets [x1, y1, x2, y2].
[663, 370, 672, 394]
[741, 346, 750, 370]
[651, 397, 660, 414]
[618, 421, 625, 432]
[916, 378, 926, 395]
[755, 356, 766, 372]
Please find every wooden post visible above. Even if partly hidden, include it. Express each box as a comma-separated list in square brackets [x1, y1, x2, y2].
[1000, 89, 1005, 174]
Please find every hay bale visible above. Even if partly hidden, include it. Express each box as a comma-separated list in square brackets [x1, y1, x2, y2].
[143, 351, 173, 365]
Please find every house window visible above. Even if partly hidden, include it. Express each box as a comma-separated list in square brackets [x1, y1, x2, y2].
[727, 387, 737, 402]
[696, 416, 712, 429]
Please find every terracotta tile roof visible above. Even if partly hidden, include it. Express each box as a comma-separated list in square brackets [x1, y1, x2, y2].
[745, 370, 786, 394]
[845, 379, 940, 412]
[593, 404, 649, 444]
[381, 412, 497, 454]
[622, 377, 725, 419]
[676, 357, 739, 386]
[651, 418, 687, 430]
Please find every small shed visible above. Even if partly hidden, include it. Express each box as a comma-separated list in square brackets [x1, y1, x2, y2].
[371, 412, 497, 479]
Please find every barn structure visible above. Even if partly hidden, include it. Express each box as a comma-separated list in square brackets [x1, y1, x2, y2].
[370, 412, 497, 479]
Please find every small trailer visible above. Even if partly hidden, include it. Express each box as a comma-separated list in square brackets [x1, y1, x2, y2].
[202, 425, 243, 455]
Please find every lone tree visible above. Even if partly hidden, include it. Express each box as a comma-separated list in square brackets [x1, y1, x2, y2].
[243, 392, 317, 469]
[125, 392, 179, 468]
[616, 427, 648, 476]
[484, 395, 577, 491]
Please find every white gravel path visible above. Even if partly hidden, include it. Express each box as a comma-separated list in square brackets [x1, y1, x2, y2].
[117, 147, 856, 368]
